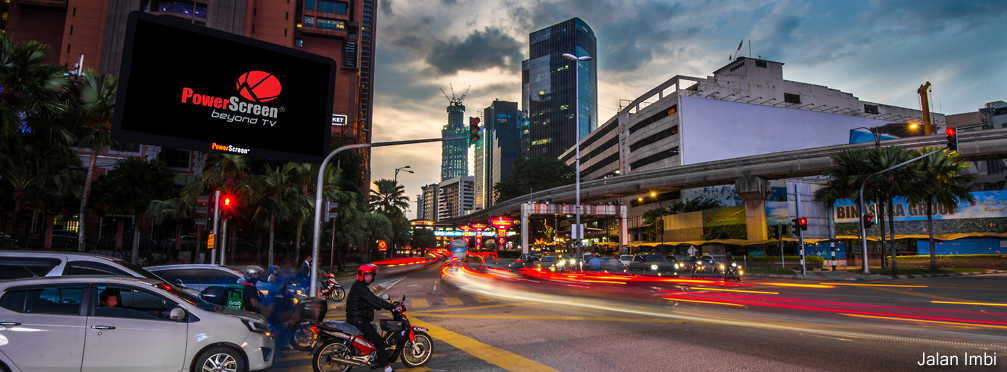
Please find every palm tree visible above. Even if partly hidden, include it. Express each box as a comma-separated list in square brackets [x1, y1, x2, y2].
[70, 69, 119, 251]
[369, 179, 410, 217]
[253, 164, 310, 267]
[816, 149, 877, 273]
[363, 212, 393, 261]
[148, 176, 205, 260]
[92, 158, 174, 263]
[869, 146, 914, 275]
[908, 147, 976, 271]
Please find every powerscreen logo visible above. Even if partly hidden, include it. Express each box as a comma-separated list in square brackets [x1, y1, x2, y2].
[180, 71, 285, 126]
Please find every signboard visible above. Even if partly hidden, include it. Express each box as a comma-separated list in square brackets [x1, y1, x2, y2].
[833, 190, 1007, 222]
[111, 12, 336, 164]
[332, 114, 347, 126]
[207, 234, 215, 249]
[378, 240, 387, 252]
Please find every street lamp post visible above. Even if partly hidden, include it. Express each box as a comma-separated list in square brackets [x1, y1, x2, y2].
[394, 166, 413, 184]
[563, 52, 592, 261]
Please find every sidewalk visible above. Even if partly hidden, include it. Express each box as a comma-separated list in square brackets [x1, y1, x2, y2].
[748, 268, 1007, 281]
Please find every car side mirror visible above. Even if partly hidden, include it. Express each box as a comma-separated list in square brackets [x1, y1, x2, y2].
[175, 279, 187, 288]
[169, 307, 186, 321]
[381, 294, 390, 300]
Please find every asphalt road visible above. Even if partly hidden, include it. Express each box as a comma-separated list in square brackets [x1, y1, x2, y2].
[267, 258, 1007, 372]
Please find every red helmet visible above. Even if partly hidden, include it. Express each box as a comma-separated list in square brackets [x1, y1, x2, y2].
[357, 264, 379, 281]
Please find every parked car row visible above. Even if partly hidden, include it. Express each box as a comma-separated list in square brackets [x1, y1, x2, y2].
[0, 251, 276, 372]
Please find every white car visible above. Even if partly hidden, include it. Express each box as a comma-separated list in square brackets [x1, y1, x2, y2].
[619, 255, 633, 267]
[0, 251, 167, 281]
[0, 276, 274, 372]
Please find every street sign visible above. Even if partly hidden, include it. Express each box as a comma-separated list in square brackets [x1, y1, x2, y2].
[687, 246, 697, 256]
[378, 240, 387, 252]
[207, 234, 215, 249]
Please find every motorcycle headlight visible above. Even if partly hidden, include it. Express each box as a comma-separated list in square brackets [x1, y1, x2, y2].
[732, 263, 737, 267]
[295, 289, 305, 296]
[651, 265, 658, 270]
[720, 265, 725, 270]
[739, 270, 744, 275]
[674, 264, 680, 269]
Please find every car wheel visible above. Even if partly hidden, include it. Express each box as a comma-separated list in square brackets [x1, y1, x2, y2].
[195, 346, 247, 372]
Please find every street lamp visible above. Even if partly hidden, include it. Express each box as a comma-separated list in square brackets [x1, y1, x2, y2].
[563, 52, 592, 261]
[394, 166, 413, 183]
[648, 192, 665, 253]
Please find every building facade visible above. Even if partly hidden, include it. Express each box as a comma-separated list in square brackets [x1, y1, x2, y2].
[947, 101, 1007, 192]
[419, 183, 439, 222]
[441, 100, 468, 181]
[437, 176, 474, 221]
[521, 17, 597, 159]
[474, 100, 520, 210]
[6, 0, 376, 179]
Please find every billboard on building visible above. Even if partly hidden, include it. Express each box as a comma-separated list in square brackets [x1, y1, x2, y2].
[111, 12, 337, 164]
[679, 96, 891, 165]
[833, 190, 1007, 222]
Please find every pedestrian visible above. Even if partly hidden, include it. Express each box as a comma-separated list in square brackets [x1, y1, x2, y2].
[297, 256, 312, 287]
[588, 253, 600, 271]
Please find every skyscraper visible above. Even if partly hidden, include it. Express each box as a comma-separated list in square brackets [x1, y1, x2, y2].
[521, 17, 597, 158]
[474, 100, 520, 209]
[441, 99, 468, 181]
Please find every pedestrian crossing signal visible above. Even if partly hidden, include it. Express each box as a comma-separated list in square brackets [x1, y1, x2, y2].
[469, 117, 481, 145]
[864, 214, 876, 229]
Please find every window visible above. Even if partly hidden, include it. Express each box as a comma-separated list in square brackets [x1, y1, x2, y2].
[63, 261, 129, 276]
[316, 0, 346, 14]
[94, 286, 174, 320]
[0, 290, 26, 312]
[316, 18, 345, 30]
[295, 38, 303, 47]
[756, 60, 767, 68]
[630, 148, 679, 170]
[784, 93, 801, 104]
[303, 15, 314, 27]
[987, 160, 1003, 175]
[21, 286, 84, 315]
[864, 104, 879, 115]
[0, 258, 60, 279]
[304, 0, 314, 10]
[162, 148, 190, 168]
[628, 105, 676, 135]
[629, 126, 678, 153]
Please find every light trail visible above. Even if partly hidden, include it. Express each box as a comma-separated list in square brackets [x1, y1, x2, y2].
[688, 287, 780, 295]
[825, 283, 928, 288]
[840, 313, 1007, 330]
[932, 301, 1007, 307]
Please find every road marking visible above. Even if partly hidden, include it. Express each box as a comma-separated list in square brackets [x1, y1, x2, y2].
[409, 317, 561, 372]
[417, 302, 539, 313]
[689, 287, 779, 294]
[662, 297, 746, 307]
[411, 298, 430, 308]
[825, 283, 928, 288]
[840, 313, 1007, 330]
[868, 287, 966, 302]
[400, 368, 431, 372]
[473, 296, 493, 303]
[407, 313, 687, 324]
[932, 300, 1007, 307]
[444, 297, 463, 306]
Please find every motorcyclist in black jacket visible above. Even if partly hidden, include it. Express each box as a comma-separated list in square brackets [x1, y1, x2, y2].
[346, 263, 398, 372]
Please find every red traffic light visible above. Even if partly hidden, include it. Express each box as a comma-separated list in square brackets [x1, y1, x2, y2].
[797, 217, 807, 229]
[945, 128, 956, 136]
[224, 197, 231, 207]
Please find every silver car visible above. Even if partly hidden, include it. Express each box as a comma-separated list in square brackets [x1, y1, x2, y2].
[0, 276, 274, 371]
[145, 264, 248, 292]
[0, 251, 167, 281]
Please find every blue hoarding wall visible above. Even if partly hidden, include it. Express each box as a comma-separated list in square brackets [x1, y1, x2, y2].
[916, 239, 1007, 255]
[804, 242, 847, 260]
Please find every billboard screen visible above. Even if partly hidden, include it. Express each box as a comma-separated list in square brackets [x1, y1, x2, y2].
[111, 12, 336, 164]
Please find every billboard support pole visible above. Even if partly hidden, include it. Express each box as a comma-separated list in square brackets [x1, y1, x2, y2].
[310, 136, 467, 296]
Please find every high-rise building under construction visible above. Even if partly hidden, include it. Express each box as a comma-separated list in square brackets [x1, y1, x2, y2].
[441, 87, 469, 181]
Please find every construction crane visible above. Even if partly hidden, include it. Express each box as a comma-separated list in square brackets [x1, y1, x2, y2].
[918, 81, 933, 135]
[440, 84, 470, 105]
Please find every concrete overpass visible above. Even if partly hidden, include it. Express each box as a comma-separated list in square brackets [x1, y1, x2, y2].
[444, 128, 1007, 250]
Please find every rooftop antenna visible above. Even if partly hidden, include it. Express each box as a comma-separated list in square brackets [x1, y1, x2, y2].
[440, 84, 471, 105]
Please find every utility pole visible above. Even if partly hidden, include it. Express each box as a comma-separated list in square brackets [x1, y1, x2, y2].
[795, 184, 806, 276]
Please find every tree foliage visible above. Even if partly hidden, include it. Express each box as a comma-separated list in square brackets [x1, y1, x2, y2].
[493, 157, 576, 203]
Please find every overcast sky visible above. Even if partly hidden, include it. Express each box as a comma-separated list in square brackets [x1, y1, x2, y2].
[365, 0, 1006, 219]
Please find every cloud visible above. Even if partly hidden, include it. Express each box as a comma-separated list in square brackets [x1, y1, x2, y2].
[423, 28, 524, 76]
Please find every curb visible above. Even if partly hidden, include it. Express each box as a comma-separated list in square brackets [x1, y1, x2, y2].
[747, 269, 1006, 281]
[325, 284, 382, 312]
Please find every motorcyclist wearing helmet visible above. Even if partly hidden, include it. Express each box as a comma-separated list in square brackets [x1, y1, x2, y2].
[346, 264, 397, 372]
[241, 266, 271, 316]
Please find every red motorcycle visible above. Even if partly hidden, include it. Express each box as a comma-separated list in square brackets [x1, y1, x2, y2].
[310, 295, 433, 372]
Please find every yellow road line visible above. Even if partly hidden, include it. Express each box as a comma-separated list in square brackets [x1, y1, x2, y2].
[826, 283, 928, 288]
[415, 302, 539, 313]
[932, 300, 1007, 307]
[400, 367, 431, 372]
[411, 298, 430, 308]
[408, 313, 685, 323]
[409, 317, 561, 372]
[444, 297, 463, 306]
[868, 287, 966, 302]
[473, 296, 493, 303]
[690, 287, 779, 294]
[759, 282, 834, 289]
[840, 313, 1007, 330]
[663, 298, 745, 307]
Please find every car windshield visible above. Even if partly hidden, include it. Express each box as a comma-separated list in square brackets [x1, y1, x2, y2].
[620, 255, 633, 260]
[643, 255, 669, 262]
[541, 256, 557, 262]
[153, 281, 216, 312]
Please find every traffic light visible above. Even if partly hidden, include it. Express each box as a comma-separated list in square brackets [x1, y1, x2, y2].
[194, 195, 210, 228]
[945, 128, 958, 152]
[469, 117, 481, 145]
[792, 217, 808, 235]
[791, 218, 801, 236]
[864, 214, 876, 229]
[221, 195, 234, 220]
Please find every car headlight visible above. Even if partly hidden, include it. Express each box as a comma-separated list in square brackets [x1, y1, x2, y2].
[674, 264, 680, 269]
[243, 319, 272, 337]
[731, 263, 737, 267]
[720, 265, 725, 270]
[739, 270, 744, 275]
[651, 265, 658, 270]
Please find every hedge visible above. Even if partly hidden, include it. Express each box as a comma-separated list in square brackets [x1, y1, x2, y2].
[898, 254, 1007, 261]
[747, 255, 824, 264]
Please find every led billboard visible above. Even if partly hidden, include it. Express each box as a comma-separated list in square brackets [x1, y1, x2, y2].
[111, 12, 336, 164]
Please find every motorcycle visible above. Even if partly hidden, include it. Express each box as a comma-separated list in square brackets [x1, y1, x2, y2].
[310, 295, 434, 372]
[691, 261, 706, 279]
[320, 274, 347, 302]
[723, 262, 743, 281]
